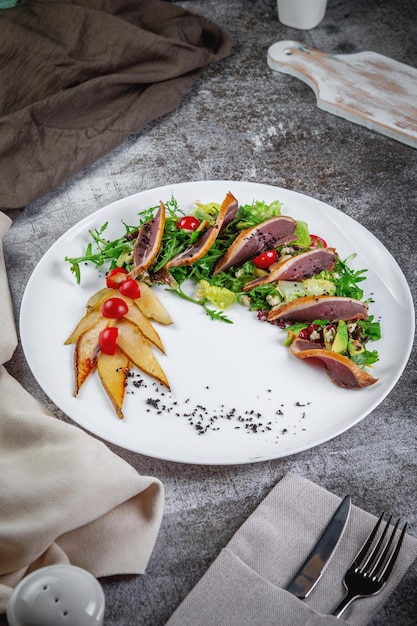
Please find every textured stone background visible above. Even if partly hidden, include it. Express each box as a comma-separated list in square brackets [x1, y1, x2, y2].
[2, 0, 417, 624]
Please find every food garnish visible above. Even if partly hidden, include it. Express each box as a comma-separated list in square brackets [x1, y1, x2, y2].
[65, 192, 381, 408]
[65, 274, 172, 419]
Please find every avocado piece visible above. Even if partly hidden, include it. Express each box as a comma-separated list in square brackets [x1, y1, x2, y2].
[348, 338, 365, 356]
[332, 320, 348, 355]
[284, 329, 297, 347]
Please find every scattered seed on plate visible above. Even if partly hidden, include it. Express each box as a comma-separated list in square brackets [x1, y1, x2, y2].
[126, 372, 311, 437]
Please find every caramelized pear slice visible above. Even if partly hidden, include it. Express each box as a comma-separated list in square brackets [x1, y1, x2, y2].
[74, 317, 109, 395]
[116, 319, 170, 389]
[97, 348, 130, 419]
[135, 282, 173, 325]
[65, 308, 102, 344]
[86, 287, 113, 310]
[90, 289, 165, 351]
[124, 303, 165, 352]
[86, 283, 172, 325]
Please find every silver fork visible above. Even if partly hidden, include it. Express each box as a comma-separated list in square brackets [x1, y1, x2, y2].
[332, 512, 407, 619]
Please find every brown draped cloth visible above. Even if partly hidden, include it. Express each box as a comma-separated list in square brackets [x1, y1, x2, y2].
[0, 0, 232, 211]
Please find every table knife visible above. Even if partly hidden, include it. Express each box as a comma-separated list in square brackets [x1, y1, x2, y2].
[285, 494, 351, 598]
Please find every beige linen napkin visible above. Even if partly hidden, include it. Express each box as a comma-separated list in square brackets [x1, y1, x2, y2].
[166, 472, 417, 626]
[0, 211, 164, 611]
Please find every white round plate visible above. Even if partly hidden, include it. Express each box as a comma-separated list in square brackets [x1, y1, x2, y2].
[20, 181, 414, 464]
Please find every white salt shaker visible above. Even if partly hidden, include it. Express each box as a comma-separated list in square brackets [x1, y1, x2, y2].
[277, 0, 328, 30]
[7, 564, 105, 626]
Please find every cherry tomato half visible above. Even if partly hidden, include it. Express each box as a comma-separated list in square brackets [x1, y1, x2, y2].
[119, 278, 141, 299]
[310, 234, 327, 248]
[176, 215, 201, 231]
[99, 327, 119, 355]
[106, 267, 128, 289]
[253, 249, 278, 269]
[101, 297, 129, 319]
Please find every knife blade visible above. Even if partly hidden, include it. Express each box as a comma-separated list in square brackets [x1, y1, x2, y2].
[285, 494, 351, 598]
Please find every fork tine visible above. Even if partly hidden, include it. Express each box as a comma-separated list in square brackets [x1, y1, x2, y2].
[354, 512, 384, 568]
[360, 515, 392, 574]
[368, 517, 398, 578]
[377, 522, 408, 582]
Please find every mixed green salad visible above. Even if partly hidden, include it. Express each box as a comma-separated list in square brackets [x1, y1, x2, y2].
[65, 195, 381, 371]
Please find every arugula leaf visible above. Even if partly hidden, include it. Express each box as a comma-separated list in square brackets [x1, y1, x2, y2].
[351, 348, 379, 367]
[358, 316, 381, 341]
[331, 255, 367, 299]
[64, 221, 138, 284]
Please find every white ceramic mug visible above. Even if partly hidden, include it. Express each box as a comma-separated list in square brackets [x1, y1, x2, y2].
[277, 0, 328, 30]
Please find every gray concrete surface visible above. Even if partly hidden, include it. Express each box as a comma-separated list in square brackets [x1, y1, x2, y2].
[2, 0, 417, 624]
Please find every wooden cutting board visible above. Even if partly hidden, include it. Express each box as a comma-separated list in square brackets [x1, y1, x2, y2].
[267, 40, 417, 149]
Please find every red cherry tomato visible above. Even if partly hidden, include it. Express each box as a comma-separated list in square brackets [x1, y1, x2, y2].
[310, 234, 327, 248]
[101, 297, 129, 319]
[119, 278, 141, 299]
[176, 215, 201, 231]
[253, 249, 278, 269]
[99, 327, 119, 355]
[106, 267, 128, 289]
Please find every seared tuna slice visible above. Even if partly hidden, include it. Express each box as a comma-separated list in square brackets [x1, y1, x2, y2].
[213, 215, 297, 274]
[164, 192, 238, 269]
[243, 247, 338, 292]
[219, 193, 240, 233]
[148, 266, 178, 288]
[130, 201, 166, 279]
[267, 295, 368, 323]
[290, 338, 378, 388]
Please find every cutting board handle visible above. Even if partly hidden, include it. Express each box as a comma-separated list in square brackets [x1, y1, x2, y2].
[266, 40, 417, 149]
[268, 40, 329, 66]
[267, 40, 332, 95]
